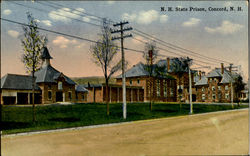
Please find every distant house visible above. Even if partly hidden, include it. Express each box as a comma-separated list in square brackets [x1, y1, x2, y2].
[1, 47, 88, 105]
[195, 63, 241, 103]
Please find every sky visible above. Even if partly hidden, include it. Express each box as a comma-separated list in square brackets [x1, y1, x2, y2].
[1, 1, 248, 81]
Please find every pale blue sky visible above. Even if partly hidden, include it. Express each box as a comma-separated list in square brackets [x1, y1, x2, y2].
[1, 1, 248, 81]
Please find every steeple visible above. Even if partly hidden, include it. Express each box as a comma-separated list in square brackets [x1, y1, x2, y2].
[41, 47, 53, 67]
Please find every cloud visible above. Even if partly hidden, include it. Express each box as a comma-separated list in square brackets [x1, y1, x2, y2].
[41, 20, 52, 26]
[159, 15, 168, 23]
[107, 1, 115, 5]
[137, 10, 158, 24]
[83, 16, 90, 22]
[122, 13, 137, 22]
[182, 18, 201, 27]
[205, 20, 243, 35]
[3, 9, 12, 15]
[224, 2, 233, 7]
[49, 7, 85, 23]
[122, 10, 168, 25]
[7, 30, 19, 38]
[53, 36, 79, 48]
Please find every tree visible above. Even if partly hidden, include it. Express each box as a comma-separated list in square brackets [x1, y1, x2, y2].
[90, 18, 122, 115]
[143, 41, 159, 111]
[171, 57, 192, 102]
[233, 75, 245, 105]
[21, 12, 47, 122]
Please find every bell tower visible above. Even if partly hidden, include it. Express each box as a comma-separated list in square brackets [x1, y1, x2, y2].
[41, 47, 53, 68]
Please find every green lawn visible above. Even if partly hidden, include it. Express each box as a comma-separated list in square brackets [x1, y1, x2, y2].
[1, 103, 248, 134]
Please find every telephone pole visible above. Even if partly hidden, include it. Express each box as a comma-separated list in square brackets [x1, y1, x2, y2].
[111, 21, 132, 119]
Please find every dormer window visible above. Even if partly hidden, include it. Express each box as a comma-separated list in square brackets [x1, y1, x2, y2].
[58, 81, 63, 90]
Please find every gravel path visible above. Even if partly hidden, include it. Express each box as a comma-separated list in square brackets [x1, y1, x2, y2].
[2, 109, 248, 156]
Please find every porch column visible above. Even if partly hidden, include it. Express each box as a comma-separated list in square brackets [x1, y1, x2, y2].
[117, 87, 119, 102]
[110, 86, 112, 103]
[137, 89, 139, 102]
[131, 88, 133, 102]
[28, 93, 30, 104]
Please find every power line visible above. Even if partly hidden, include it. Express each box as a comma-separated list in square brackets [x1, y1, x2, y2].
[35, 1, 232, 66]
[37, 1, 103, 23]
[132, 36, 218, 66]
[10, 1, 101, 27]
[1, 18, 147, 55]
[48, 1, 105, 21]
[133, 28, 232, 64]
[133, 30, 226, 65]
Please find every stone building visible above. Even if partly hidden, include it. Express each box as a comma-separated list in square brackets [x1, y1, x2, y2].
[1, 47, 88, 105]
[116, 60, 180, 102]
[195, 63, 240, 103]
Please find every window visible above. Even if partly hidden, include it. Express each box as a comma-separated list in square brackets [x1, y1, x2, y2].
[48, 91, 52, 100]
[218, 93, 221, 99]
[212, 86, 215, 91]
[76, 92, 78, 100]
[68, 91, 72, 100]
[202, 87, 205, 92]
[130, 80, 132, 85]
[156, 80, 160, 97]
[218, 86, 221, 91]
[82, 93, 85, 100]
[170, 88, 174, 97]
[202, 94, 206, 100]
[48, 84, 51, 89]
[137, 79, 140, 84]
[58, 81, 63, 90]
[163, 80, 167, 97]
[225, 93, 229, 100]
[212, 94, 216, 100]
[225, 85, 228, 90]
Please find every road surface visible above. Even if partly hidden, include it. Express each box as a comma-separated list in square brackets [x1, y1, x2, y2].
[2, 109, 248, 156]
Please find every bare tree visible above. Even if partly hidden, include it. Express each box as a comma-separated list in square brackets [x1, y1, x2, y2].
[21, 12, 47, 122]
[143, 41, 158, 111]
[90, 18, 122, 115]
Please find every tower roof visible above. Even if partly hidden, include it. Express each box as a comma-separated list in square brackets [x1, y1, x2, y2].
[41, 47, 53, 59]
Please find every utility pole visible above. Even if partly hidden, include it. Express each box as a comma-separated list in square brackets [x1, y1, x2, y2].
[111, 21, 132, 119]
[189, 65, 210, 114]
[188, 67, 193, 114]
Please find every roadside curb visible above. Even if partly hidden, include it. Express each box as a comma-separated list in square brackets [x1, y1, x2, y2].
[2, 108, 248, 138]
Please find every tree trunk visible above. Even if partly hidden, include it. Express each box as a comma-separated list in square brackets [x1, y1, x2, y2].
[32, 71, 36, 122]
[105, 79, 109, 116]
[149, 77, 152, 111]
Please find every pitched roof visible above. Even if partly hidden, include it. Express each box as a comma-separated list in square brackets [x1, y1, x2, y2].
[195, 76, 208, 86]
[34, 65, 76, 85]
[117, 58, 194, 79]
[41, 47, 53, 59]
[1, 74, 41, 90]
[206, 68, 222, 78]
[75, 85, 88, 92]
[116, 62, 148, 78]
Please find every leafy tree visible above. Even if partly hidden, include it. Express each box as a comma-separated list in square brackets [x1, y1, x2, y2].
[90, 18, 122, 115]
[21, 12, 47, 122]
[171, 57, 192, 102]
[233, 75, 245, 105]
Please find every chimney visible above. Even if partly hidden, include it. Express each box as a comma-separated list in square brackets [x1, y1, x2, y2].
[221, 63, 224, 74]
[167, 57, 170, 72]
[229, 63, 233, 73]
[199, 70, 202, 80]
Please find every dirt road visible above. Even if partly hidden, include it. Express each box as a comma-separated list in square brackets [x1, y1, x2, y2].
[2, 109, 248, 156]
